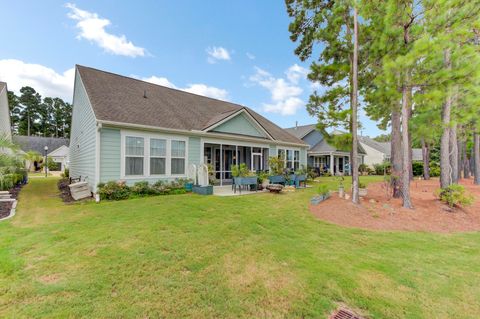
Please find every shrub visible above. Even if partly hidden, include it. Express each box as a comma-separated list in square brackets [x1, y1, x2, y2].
[429, 162, 440, 177]
[131, 181, 156, 196]
[359, 182, 366, 189]
[98, 181, 131, 200]
[317, 184, 330, 196]
[412, 161, 423, 177]
[232, 163, 250, 177]
[61, 168, 69, 178]
[436, 184, 474, 208]
[268, 156, 285, 175]
[373, 162, 391, 175]
[358, 163, 369, 175]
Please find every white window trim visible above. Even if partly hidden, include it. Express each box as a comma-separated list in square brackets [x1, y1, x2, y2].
[120, 130, 188, 179]
[170, 140, 187, 177]
[124, 136, 145, 177]
[277, 147, 301, 169]
[149, 138, 167, 176]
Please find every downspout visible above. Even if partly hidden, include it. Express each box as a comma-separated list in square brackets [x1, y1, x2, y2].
[94, 122, 102, 201]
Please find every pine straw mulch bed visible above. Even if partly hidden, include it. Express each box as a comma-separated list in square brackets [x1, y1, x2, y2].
[0, 184, 23, 219]
[310, 178, 480, 233]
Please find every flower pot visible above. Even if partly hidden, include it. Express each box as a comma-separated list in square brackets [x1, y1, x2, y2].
[184, 182, 193, 192]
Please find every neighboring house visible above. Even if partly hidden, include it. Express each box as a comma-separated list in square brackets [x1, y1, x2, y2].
[0, 82, 11, 141]
[13, 136, 70, 171]
[69, 65, 308, 192]
[359, 136, 422, 167]
[285, 124, 366, 175]
[47, 145, 70, 172]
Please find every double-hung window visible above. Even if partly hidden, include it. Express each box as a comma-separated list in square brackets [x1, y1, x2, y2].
[294, 150, 300, 170]
[150, 138, 166, 175]
[286, 150, 293, 169]
[171, 140, 186, 175]
[125, 136, 144, 176]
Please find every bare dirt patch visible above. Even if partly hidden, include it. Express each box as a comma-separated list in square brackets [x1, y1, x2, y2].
[38, 273, 62, 284]
[310, 178, 480, 233]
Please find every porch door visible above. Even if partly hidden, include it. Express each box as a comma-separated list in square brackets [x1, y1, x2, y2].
[223, 149, 234, 179]
[251, 147, 263, 172]
[338, 157, 344, 173]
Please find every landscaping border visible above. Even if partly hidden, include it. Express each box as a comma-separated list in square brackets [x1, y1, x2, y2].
[0, 199, 17, 222]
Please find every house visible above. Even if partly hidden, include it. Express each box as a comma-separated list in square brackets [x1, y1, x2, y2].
[0, 82, 11, 141]
[285, 124, 366, 175]
[13, 136, 69, 171]
[69, 65, 308, 192]
[359, 136, 422, 167]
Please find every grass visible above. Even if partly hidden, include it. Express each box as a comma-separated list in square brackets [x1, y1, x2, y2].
[1, 176, 480, 318]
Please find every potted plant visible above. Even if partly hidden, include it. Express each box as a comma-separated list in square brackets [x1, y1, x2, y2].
[294, 165, 307, 188]
[310, 184, 330, 205]
[359, 182, 367, 197]
[184, 178, 194, 192]
[267, 156, 286, 185]
[232, 164, 258, 193]
[257, 171, 270, 190]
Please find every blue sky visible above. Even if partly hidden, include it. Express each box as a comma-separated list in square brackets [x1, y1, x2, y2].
[0, 1, 384, 136]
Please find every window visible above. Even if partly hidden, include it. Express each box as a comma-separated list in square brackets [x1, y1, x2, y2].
[171, 140, 186, 174]
[125, 136, 144, 175]
[286, 150, 293, 169]
[150, 138, 166, 175]
[294, 150, 300, 170]
[278, 149, 285, 160]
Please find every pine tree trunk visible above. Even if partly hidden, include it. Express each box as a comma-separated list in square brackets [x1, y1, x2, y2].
[474, 131, 480, 185]
[401, 82, 413, 208]
[351, 5, 360, 204]
[449, 123, 459, 183]
[463, 140, 470, 178]
[440, 48, 452, 189]
[408, 106, 413, 180]
[391, 108, 402, 198]
[421, 138, 430, 180]
[457, 136, 463, 179]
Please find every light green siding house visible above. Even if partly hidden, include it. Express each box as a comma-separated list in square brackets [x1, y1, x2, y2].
[69, 65, 309, 192]
[0, 82, 12, 141]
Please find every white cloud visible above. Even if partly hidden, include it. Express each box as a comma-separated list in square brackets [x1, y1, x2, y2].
[183, 84, 228, 100]
[0, 59, 74, 101]
[249, 66, 306, 115]
[141, 76, 228, 100]
[65, 3, 146, 57]
[141, 76, 176, 88]
[246, 52, 255, 60]
[285, 64, 308, 84]
[206, 46, 231, 64]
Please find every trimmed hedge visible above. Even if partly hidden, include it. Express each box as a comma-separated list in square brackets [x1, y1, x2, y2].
[97, 179, 188, 201]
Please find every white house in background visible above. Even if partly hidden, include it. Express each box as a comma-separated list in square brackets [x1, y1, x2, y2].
[47, 145, 70, 172]
[0, 82, 12, 141]
[359, 136, 423, 167]
[285, 124, 366, 175]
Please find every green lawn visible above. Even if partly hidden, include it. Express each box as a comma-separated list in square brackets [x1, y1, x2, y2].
[1, 177, 479, 318]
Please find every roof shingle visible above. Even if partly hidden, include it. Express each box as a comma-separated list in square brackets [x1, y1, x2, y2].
[76, 65, 305, 145]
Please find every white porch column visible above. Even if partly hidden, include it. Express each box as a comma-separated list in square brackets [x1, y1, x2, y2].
[235, 145, 238, 166]
[220, 144, 223, 186]
[250, 147, 253, 171]
[330, 152, 334, 174]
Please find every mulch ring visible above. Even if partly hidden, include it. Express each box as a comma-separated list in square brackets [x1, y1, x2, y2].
[310, 178, 480, 233]
[58, 178, 75, 203]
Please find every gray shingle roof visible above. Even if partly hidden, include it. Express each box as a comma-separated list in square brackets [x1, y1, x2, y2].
[12, 135, 69, 154]
[360, 136, 422, 161]
[77, 65, 306, 145]
[284, 124, 316, 139]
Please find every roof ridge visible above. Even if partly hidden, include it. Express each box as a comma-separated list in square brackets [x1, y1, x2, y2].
[76, 64, 245, 109]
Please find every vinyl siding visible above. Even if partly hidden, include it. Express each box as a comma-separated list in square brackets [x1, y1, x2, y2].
[69, 71, 97, 191]
[100, 128, 121, 182]
[303, 130, 323, 148]
[0, 86, 11, 140]
[212, 113, 266, 138]
[188, 136, 201, 166]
